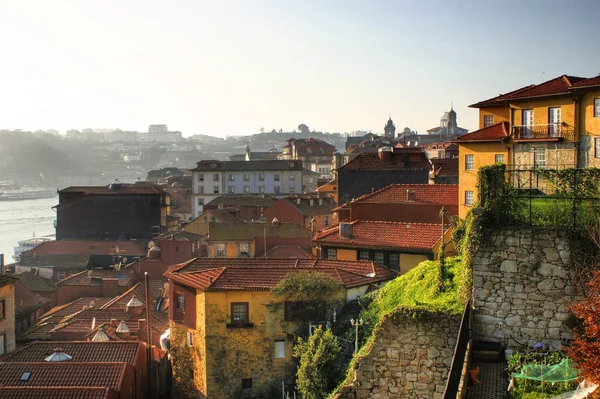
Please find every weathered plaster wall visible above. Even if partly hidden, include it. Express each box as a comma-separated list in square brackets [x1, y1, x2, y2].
[334, 310, 461, 399]
[472, 228, 578, 351]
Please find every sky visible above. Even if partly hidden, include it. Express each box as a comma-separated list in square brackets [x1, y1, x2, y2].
[0, 0, 599, 137]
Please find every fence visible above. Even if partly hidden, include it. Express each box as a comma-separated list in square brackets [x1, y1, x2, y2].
[442, 299, 471, 399]
[482, 168, 600, 229]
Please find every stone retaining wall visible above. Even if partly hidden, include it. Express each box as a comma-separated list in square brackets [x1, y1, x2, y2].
[472, 228, 578, 351]
[334, 310, 461, 399]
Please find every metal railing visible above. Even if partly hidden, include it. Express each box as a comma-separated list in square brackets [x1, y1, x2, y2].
[512, 124, 576, 141]
[443, 299, 471, 399]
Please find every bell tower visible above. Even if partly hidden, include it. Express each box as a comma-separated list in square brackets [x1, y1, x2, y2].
[384, 117, 396, 139]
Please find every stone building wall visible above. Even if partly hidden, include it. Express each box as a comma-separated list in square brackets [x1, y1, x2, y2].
[334, 310, 461, 399]
[513, 142, 577, 169]
[472, 228, 578, 351]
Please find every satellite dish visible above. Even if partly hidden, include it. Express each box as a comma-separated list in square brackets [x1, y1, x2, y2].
[148, 241, 155, 249]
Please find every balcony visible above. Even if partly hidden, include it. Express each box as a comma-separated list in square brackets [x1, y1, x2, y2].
[512, 123, 576, 142]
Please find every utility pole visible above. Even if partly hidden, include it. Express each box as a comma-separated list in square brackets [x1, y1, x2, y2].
[350, 318, 364, 354]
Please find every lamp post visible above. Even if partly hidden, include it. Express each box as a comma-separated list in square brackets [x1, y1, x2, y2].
[350, 318, 364, 354]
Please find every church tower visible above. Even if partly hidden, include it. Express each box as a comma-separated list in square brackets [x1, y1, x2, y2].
[384, 117, 396, 139]
[447, 107, 458, 138]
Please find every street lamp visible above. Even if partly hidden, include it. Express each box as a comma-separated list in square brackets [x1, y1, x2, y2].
[350, 318, 364, 354]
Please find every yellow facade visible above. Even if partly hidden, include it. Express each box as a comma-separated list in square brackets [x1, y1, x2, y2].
[207, 241, 254, 258]
[316, 181, 338, 204]
[0, 281, 16, 355]
[509, 98, 576, 139]
[579, 90, 600, 167]
[478, 106, 510, 129]
[457, 142, 510, 218]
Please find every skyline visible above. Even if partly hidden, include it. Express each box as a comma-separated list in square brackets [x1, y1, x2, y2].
[1, 0, 599, 137]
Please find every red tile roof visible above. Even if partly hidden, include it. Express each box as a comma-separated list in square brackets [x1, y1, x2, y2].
[352, 184, 458, 205]
[165, 258, 396, 291]
[0, 362, 126, 390]
[24, 241, 146, 256]
[2, 341, 141, 365]
[453, 122, 510, 143]
[572, 75, 600, 88]
[313, 221, 448, 252]
[57, 270, 134, 287]
[265, 245, 315, 259]
[433, 158, 459, 177]
[470, 75, 586, 107]
[0, 387, 112, 399]
[14, 280, 48, 317]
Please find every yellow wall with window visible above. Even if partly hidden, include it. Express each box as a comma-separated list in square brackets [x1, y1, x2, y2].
[208, 241, 254, 258]
[0, 282, 16, 355]
[581, 90, 600, 135]
[510, 98, 576, 139]
[458, 142, 511, 218]
[478, 106, 510, 129]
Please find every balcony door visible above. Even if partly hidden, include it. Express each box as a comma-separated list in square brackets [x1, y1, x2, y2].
[549, 107, 561, 137]
[522, 109, 534, 138]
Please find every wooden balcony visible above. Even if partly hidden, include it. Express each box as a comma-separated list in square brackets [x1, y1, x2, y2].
[512, 123, 576, 142]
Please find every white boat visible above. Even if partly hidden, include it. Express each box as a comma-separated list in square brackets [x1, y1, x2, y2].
[13, 235, 55, 261]
[0, 187, 56, 201]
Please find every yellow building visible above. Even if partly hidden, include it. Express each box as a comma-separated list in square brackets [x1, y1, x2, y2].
[312, 221, 453, 274]
[165, 258, 395, 399]
[315, 179, 338, 204]
[0, 277, 17, 355]
[573, 76, 600, 168]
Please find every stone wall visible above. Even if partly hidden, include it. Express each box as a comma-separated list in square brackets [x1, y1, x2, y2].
[334, 310, 461, 399]
[513, 142, 577, 168]
[472, 228, 579, 351]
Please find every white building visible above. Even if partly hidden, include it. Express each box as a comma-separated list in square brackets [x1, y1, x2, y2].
[191, 160, 303, 217]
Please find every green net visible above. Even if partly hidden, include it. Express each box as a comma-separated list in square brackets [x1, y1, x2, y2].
[514, 358, 579, 382]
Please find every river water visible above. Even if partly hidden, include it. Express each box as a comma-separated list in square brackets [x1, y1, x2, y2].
[0, 197, 56, 262]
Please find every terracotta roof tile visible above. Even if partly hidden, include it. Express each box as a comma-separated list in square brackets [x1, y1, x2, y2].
[0, 362, 126, 390]
[24, 241, 146, 257]
[14, 280, 48, 317]
[352, 184, 457, 205]
[155, 231, 202, 242]
[276, 195, 336, 217]
[57, 270, 134, 287]
[313, 221, 448, 252]
[14, 272, 56, 293]
[165, 258, 396, 290]
[2, 341, 141, 365]
[0, 387, 111, 399]
[204, 195, 276, 208]
[572, 75, 600, 88]
[453, 122, 510, 142]
[265, 245, 315, 259]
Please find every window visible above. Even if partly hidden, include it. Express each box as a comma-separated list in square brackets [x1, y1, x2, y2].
[0, 299, 4, 320]
[465, 191, 474, 206]
[239, 243, 250, 258]
[57, 270, 65, 280]
[274, 173, 280, 181]
[549, 107, 561, 137]
[213, 174, 219, 182]
[197, 198, 204, 207]
[186, 331, 194, 347]
[243, 174, 250, 181]
[495, 154, 505, 164]
[213, 186, 219, 194]
[289, 174, 295, 181]
[274, 186, 281, 194]
[289, 187, 295, 193]
[215, 244, 226, 257]
[290, 161, 296, 168]
[228, 186, 235, 193]
[259, 186, 265, 193]
[374, 252, 385, 266]
[258, 173, 265, 181]
[228, 174, 235, 181]
[177, 293, 185, 310]
[595, 138, 600, 158]
[484, 114, 494, 128]
[274, 340, 285, 358]
[231, 302, 249, 324]
[388, 253, 400, 271]
[244, 186, 250, 193]
[241, 379, 253, 390]
[0, 334, 5, 356]
[324, 216, 329, 227]
[534, 148, 546, 169]
[199, 186, 204, 194]
[595, 99, 600, 117]
[465, 154, 474, 170]
[359, 250, 370, 261]
[197, 173, 204, 182]
[285, 301, 326, 321]
[326, 248, 337, 260]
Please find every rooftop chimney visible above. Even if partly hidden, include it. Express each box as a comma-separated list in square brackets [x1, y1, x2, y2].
[407, 190, 416, 202]
[138, 319, 148, 332]
[319, 198, 323, 206]
[116, 321, 131, 339]
[296, 197, 301, 205]
[339, 222, 353, 238]
[310, 199, 314, 206]
[378, 147, 393, 162]
[125, 295, 144, 317]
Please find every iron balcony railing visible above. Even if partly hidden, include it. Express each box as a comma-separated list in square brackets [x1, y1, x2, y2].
[512, 123, 576, 141]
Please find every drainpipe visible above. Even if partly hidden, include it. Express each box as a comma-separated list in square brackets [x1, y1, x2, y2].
[145, 272, 153, 397]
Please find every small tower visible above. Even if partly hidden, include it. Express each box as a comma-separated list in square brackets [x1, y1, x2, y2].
[384, 117, 396, 139]
[447, 106, 458, 137]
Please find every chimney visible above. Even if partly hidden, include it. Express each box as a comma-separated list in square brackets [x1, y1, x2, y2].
[116, 321, 131, 339]
[310, 199, 314, 206]
[296, 197, 301, 205]
[319, 198, 323, 206]
[378, 147, 392, 162]
[138, 319, 148, 332]
[407, 190, 416, 202]
[218, 203, 224, 209]
[339, 222, 353, 238]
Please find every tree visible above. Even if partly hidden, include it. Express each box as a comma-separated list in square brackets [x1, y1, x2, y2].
[298, 124, 310, 134]
[565, 270, 600, 385]
[294, 326, 343, 399]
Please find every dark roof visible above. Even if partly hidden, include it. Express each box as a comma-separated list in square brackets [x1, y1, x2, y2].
[470, 75, 587, 107]
[57, 270, 134, 287]
[190, 209, 240, 224]
[154, 231, 203, 242]
[204, 195, 275, 208]
[0, 387, 112, 399]
[572, 75, 600, 88]
[352, 184, 458, 205]
[16, 254, 91, 271]
[277, 195, 336, 217]
[2, 341, 141, 365]
[206, 222, 312, 241]
[339, 151, 430, 171]
[313, 221, 449, 252]
[453, 122, 510, 143]
[229, 152, 280, 161]
[0, 275, 17, 288]
[14, 280, 48, 317]
[15, 272, 56, 292]
[192, 160, 303, 172]
[59, 184, 165, 195]
[433, 158, 459, 177]
[165, 258, 396, 291]
[24, 241, 145, 257]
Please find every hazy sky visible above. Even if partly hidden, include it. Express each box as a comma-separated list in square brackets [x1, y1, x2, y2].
[1, 0, 599, 137]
